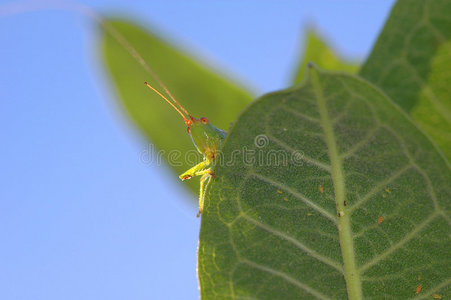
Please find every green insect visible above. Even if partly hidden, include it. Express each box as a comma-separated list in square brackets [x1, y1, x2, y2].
[144, 81, 226, 217]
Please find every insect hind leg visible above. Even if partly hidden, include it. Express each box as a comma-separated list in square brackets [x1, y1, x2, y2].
[197, 171, 212, 217]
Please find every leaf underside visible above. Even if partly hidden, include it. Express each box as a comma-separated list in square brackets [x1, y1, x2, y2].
[360, 0, 451, 162]
[198, 67, 451, 299]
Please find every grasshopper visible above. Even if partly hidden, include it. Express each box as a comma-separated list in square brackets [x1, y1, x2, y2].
[144, 82, 226, 217]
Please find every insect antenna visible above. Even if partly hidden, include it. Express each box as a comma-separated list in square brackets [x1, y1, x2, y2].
[145, 75, 191, 118]
[92, 15, 191, 119]
[144, 82, 192, 126]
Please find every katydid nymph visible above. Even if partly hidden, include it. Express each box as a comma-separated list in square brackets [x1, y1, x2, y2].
[144, 81, 226, 217]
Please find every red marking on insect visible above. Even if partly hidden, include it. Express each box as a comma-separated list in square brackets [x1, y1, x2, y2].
[181, 175, 192, 181]
[200, 117, 209, 124]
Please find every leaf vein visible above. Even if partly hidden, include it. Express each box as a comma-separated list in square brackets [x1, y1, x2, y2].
[359, 211, 439, 273]
[266, 134, 332, 173]
[349, 164, 412, 213]
[249, 172, 337, 223]
[341, 126, 381, 159]
[281, 106, 321, 124]
[312, 69, 363, 299]
[241, 259, 334, 300]
[242, 215, 344, 273]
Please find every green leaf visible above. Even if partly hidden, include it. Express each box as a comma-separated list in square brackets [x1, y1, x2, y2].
[293, 29, 359, 85]
[359, 0, 451, 162]
[198, 66, 451, 299]
[100, 19, 253, 194]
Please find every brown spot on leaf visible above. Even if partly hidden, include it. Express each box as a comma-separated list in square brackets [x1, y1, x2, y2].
[416, 285, 422, 294]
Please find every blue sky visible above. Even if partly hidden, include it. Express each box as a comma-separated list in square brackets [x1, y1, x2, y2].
[0, 1, 395, 299]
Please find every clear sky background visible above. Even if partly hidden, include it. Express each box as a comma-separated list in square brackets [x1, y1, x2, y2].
[0, 1, 395, 299]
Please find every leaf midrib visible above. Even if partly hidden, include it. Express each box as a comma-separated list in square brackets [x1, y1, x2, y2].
[310, 67, 363, 300]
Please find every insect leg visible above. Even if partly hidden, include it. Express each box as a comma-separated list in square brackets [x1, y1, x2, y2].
[197, 171, 212, 217]
[179, 159, 211, 181]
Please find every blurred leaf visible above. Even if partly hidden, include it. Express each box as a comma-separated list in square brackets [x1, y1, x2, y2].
[101, 19, 253, 195]
[198, 66, 451, 299]
[360, 0, 451, 161]
[293, 29, 359, 84]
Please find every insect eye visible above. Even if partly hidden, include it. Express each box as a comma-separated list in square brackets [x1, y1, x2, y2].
[200, 117, 209, 124]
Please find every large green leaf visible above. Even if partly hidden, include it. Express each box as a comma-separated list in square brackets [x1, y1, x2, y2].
[359, 0, 451, 161]
[198, 66, 450, 299]
[101, 19, 253, 194]
[293, 29, 359, 85]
